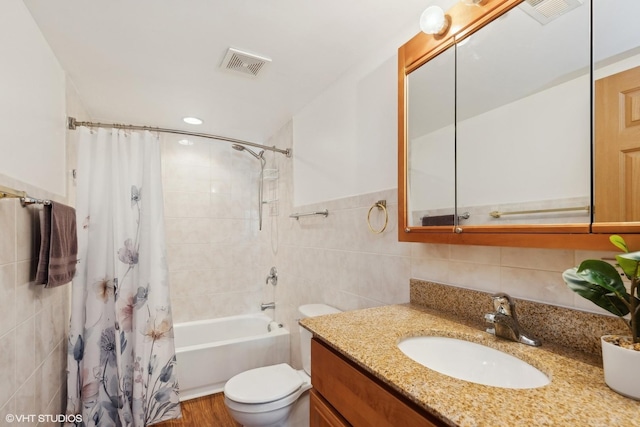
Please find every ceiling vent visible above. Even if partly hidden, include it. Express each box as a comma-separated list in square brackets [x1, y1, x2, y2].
[520, 0, 584, 25]
[221, 48, 271, 78]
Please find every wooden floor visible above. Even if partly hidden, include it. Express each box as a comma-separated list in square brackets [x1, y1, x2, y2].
[154, 393, 241, 427]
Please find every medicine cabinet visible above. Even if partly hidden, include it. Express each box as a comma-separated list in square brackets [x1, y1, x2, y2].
[398, 0, 640, 250]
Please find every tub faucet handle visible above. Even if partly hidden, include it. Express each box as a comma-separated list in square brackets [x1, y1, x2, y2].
[266, 267, 278, 286]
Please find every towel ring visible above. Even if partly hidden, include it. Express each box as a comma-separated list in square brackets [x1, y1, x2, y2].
[367, 200, 388, 234]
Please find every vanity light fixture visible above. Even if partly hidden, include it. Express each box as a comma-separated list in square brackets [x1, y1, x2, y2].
[419, 6, 449, 35]
[182, 116, 203, 125]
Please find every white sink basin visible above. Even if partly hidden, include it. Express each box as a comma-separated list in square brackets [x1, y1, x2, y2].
[398, 336, 549, 389]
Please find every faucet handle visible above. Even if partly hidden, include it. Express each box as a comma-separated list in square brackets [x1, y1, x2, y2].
[484, 313, 497, 335]
[265, 266, 278, 286]
[491, 292, 515, 316]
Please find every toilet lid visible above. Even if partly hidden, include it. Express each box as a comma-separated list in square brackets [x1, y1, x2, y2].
[224, 364, 303, 404]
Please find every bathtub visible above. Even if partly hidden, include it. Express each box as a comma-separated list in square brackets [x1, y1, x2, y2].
[174, 313, 290, 401]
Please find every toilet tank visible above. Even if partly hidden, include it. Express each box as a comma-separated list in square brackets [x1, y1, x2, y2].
[298, 304, 341, 376]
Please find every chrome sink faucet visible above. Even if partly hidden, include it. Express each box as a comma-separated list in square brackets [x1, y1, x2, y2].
[485, 293, 541, 347]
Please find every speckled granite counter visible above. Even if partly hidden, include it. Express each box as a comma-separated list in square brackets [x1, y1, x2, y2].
[300, 304, 640, 427]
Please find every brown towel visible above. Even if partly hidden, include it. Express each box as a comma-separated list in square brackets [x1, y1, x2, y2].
[421, 214, 455, 226]
[35, 202, 78, 288]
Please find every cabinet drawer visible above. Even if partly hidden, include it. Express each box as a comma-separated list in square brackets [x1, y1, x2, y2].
[310, 389, 351, 427]
[311, 338, 443, 427]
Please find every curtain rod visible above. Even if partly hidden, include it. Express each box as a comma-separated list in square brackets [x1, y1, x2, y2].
[67, 117, 291, 157]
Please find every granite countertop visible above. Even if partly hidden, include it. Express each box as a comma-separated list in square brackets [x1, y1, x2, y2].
[300, 304, 640, 427]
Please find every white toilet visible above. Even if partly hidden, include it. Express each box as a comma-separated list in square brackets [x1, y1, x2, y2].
[223, 304, 341, 427]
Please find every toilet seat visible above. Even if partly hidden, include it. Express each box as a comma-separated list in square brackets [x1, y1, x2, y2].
[224, 363, 305, 404]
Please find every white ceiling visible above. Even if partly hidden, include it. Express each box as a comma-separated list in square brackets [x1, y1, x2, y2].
[22, 0, 443, 144]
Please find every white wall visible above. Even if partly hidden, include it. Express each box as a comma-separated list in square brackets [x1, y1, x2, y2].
[594, 52, 640, 79]
[0, 0, 66, 197]
[409, 75, 591, 213]
[293, 26, 418, 206]
[409, 125, 455, 211]
[457, 75, 590, 207]
[162, 133, 274, 322]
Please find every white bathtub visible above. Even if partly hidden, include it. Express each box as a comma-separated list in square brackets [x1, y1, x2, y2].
[174, 313, 290, 401]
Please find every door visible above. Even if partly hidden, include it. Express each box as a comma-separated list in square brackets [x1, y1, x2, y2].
[595, 65, 640, 222]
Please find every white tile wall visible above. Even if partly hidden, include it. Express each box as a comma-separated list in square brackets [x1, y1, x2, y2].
[410, 240, 618, 314]
[162, 133, 268, 323]
[0, 183, 70, 426]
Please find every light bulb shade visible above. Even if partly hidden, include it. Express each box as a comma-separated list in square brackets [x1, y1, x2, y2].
[182, 116, 203, 125]
[420, 6, 447, 35]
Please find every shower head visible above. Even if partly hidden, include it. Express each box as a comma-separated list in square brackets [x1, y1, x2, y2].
[232, 144, 264, 161]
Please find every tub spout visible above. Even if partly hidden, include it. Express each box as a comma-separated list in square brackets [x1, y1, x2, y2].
[261, 302, 275, 311]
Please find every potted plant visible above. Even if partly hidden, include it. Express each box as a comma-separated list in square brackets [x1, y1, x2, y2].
[562, 235, 640, 400]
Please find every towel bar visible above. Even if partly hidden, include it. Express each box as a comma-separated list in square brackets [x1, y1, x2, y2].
[289, 209, 329, 220]
[0, 184, 51, 206]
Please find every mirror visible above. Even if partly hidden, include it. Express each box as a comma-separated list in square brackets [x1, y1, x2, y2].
[398, 0, 640, 249]
[407, 46, 456, 227]
[456, 3, 590, 226]
[593, 0, 640, 224]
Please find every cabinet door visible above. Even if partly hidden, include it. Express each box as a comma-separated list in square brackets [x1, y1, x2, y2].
[594, 65, 640, 222]
[310, 389, 351, 427]
[311, 338, 443, 427]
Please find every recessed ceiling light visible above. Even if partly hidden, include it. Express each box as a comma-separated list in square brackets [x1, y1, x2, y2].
[183, 117, 203, 125]
[178, 139, 194, 146]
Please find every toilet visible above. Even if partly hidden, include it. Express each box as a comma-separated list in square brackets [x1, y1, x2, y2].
[223, 304, 341, 427]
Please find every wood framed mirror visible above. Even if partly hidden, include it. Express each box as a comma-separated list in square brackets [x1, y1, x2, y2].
[398, 0, 640, 250]
[592, 0, 640, 233]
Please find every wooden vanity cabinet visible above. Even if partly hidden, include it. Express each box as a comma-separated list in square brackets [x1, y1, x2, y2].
[310, 338, 446, 427]
[310, 389, 350, 427]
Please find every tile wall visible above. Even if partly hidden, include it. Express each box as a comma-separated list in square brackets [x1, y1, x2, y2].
[410, 242, 618, 315]
[0, 176, 70, 427]
[162, 133, 274, 322]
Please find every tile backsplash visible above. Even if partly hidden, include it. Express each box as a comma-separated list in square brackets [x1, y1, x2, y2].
[410, 280, 626, 356]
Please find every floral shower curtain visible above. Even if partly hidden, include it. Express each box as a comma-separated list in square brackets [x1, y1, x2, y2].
[66, 127, 181, 426]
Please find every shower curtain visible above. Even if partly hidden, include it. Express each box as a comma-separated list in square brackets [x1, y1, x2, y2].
[66, 127, 181, 426]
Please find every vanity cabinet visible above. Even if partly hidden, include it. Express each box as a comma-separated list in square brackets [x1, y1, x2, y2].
[310, 338, 445, 427]
[310, 390, 350, 427]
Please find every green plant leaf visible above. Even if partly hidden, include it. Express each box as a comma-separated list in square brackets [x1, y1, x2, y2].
[609, 235, 629, 253]
[615, 251, 640, 280]
[562, 266, 630, 317]
[576, 260, 628, 295]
